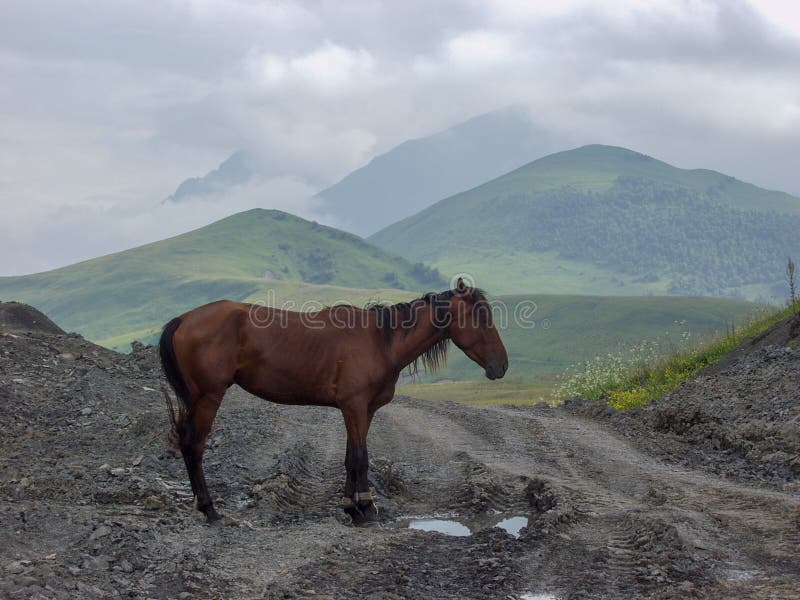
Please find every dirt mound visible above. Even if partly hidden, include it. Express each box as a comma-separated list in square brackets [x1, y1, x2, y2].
[1, 325, 798, 598]
[568, 313, 800, 489]
[704, 312, 800, 376]
[0, 301, 65, 335]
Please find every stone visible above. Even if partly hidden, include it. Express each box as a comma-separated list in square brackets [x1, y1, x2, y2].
[5, 560, 26, 574]
[143, 496, 165, 510]
[119, 559, 134, 573]
[85, 555, 111, 571]
[89, 525, 110, 541]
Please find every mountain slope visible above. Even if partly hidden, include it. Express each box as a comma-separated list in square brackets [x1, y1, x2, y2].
[0, 209, 444, 346]
[316, 106, 556, 235]
[371, 145, 800, 300]
[165, 107, 557, 235]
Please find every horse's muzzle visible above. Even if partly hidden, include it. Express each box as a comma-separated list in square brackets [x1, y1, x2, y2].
[485, 360, 508, 380]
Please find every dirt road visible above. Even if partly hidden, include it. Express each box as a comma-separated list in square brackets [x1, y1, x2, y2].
[1, 304, 798, 598]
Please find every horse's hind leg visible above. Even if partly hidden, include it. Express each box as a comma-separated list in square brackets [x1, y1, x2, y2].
[180, 390, 224, 522]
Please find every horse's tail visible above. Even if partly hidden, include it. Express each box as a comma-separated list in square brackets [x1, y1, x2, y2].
[159, 317, 191, 449]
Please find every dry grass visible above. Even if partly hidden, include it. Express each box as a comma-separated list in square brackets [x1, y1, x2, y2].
[398, 376, 558, 406]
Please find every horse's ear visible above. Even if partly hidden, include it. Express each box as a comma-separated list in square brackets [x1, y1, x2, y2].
[456, 277, 467, 293]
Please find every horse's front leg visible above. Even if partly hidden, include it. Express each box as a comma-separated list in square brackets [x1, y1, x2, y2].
[341, 438, 357, 518]
[341, 405, 377, 525]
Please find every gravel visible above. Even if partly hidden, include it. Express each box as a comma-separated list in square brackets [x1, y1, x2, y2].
[1, 304, 798, 599]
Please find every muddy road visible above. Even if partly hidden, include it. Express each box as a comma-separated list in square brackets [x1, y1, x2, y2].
[1, 304, 799, 599]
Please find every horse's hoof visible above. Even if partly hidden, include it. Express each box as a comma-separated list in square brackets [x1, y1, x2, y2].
[342, 497, 358, 519]
[349, 502, 379, 527]
[203, 507, 223, 524]
[350, 514, 379, 527]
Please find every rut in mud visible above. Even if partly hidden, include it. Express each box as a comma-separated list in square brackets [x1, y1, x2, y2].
[1, 303, 799, 599]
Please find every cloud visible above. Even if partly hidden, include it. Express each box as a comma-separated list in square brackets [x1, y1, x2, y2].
[247, 41, 377, 93]
[0, 176, 331, 276]
[1, 0, 799, 275]
[445, 30, 517, 69]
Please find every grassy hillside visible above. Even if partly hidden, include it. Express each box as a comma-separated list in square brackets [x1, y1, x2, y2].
[0, 209, 442, 348]
[557, 303, 799, 410]
[408, 293, 758, 384]
[371, 145, 800, 301]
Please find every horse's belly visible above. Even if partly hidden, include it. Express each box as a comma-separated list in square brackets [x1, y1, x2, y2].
[236, 379, 337, 408]
[261, 392, 337, 408]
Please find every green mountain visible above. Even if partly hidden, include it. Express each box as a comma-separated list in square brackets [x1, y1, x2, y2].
[0, 209, 444, 348]
[371, 145, 800, 301]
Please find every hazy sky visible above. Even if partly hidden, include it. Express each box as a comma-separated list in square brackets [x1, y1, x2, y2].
[2, 0, 799, 275]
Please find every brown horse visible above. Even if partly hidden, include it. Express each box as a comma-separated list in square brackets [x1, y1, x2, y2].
[159, 278, 508, 524]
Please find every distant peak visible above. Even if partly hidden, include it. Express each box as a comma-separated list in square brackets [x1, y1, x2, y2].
[226, 207, 297, 220]
[165, 149, 256, 203]
[568, 144, 653, 158]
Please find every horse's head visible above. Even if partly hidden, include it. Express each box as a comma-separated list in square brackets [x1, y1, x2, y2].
[446, 278, 508, 380]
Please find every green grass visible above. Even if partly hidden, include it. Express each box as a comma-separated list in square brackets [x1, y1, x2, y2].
[417, 293, 759, 384]
[399, 377, 558, 405]
[557, 304, 795, 410]
[371, 144, 800, 300]
[430, 249, 666, 296]
[0, 209, 442, 349]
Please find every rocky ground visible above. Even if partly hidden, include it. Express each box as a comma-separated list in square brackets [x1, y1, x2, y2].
[1, 301, 799, 599]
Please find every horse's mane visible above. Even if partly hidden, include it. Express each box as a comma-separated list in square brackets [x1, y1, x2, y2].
[364, 287, 487, 376]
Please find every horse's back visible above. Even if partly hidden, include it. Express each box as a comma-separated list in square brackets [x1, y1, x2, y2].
[171, 299, 390, 404]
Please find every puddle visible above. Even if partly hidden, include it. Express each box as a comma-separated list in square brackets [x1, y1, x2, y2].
[405, 514, 529, 538]
[520, 594, 557, 600]
[408, 519, 472, 537]
[235, 494, 256, 510]
[496, 516, 528, 538]
[725, 569, 755, 581]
